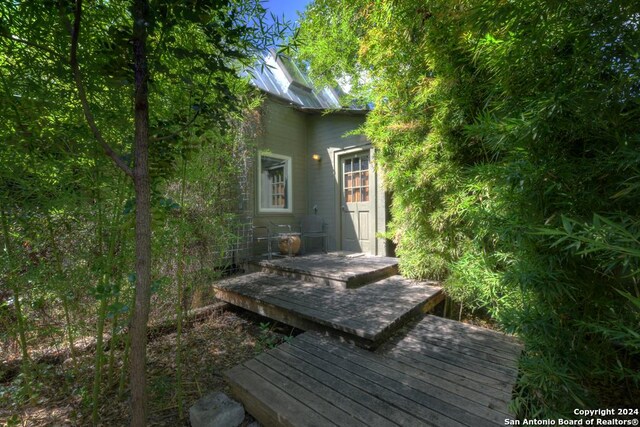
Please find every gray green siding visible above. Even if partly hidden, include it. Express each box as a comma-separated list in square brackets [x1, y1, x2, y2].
[253, 100, 308, 231]
[253, 98, 388, 256]
[307, 114, 366, 253]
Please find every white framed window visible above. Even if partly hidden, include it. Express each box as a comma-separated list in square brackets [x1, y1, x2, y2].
[258, 152, 292, 213]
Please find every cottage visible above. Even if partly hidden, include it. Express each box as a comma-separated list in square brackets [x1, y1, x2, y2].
[246, 53, 391, 258]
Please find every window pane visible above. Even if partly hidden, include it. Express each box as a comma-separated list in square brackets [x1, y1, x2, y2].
[260, 154, 290, 210]
[361, 171, 369, 186]
[361, 156, 369, 170]
[353, 157, 360, 171]
[345, 159, 352, 172]
[354, 188, 361, 202]
[345, 189, 352, 202]
[354, 172, 361, 187]
[345, 173, 352, 188]
[362, 186, 369, 201]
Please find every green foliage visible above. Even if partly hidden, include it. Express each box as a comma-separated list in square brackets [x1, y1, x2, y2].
[298, 0, 640, 417]
[256, 321, 293, 351]
[0, 0, 286, 421]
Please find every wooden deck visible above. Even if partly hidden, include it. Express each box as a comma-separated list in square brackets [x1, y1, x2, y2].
[225, 315, 522, 427]
[249, 253, 399, 288]
[214, 272, 443, 348]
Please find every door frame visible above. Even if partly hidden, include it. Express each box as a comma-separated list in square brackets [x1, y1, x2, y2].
[333, 144, 377, 255]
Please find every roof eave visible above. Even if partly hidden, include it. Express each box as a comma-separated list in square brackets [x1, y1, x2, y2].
[259, 89, 370, 115]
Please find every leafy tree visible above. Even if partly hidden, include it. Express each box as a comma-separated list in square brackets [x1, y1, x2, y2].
[1, 0, 286, 424]
[298, 0, 640, 417]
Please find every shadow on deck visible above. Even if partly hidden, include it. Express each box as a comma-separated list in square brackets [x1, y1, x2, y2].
[226, 316, 523, 427]
[214, 253, 522, 426]
[248, 253, 400, 289]
[214, 274, 443, 348]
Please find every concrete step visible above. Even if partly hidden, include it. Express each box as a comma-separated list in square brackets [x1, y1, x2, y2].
[247, 253, 399, 289]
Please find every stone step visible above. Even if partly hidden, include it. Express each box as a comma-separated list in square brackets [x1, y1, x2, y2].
[247, 253, 399, 289]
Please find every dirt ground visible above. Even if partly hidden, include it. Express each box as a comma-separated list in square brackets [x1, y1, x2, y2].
[1, 305, 296, 426]
[0, 298, 487, 427]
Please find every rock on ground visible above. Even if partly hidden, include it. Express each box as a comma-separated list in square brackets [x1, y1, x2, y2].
[189, 392, 244, 427]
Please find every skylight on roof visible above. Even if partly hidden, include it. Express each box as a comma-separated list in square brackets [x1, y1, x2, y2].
[276, 55, 313, 91]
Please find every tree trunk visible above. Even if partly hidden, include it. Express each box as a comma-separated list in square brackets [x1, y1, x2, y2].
[1, 209, 32, 396]
[129, 0, 151, 425]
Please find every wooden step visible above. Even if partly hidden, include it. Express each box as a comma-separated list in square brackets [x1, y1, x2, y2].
[213, 272, 443, 348]
[248, 253, 399, 289]
[225, 324, 522, 427]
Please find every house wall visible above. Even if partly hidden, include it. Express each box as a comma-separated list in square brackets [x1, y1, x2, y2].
[252, 98, 389, 257]
[306, 113, 388, 256]
[374, 156, 388, 256]
[252, 100, 308, 238]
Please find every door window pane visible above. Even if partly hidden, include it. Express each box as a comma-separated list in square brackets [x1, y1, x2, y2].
[343, 153, 370, 203]
[361, 171, 369, 187]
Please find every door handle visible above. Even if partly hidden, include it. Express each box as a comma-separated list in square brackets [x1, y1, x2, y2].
[342, 204, 349, 212]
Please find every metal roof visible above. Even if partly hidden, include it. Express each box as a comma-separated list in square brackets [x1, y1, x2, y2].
[246, 53, 368, 112]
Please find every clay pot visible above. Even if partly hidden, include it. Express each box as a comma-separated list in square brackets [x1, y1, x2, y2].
[278, 234, 301, 255]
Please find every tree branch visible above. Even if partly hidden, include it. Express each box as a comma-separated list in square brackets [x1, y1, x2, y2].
[0, 33, 64, 59]
[150, 110, 200, 142]
[65, 0, 134, 178]
[150, 72, 213, 143]
[0, 72, 27, 131]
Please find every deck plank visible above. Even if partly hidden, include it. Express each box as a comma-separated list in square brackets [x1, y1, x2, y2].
[222, 255, 522, 427]
[264, 346, 421, 426]
[386, 349, 514, 398]
[219, 275, 375, 326]
[218, 273, 436, 320]
[214, 271, 442, 346]
[390, 337, 518, 383]
[216, 282, 375, 338]
[217, 274, 371, 323]
[419, 314, 522, 346]
[243, 358, 368, 427]
[225, 315, 522, 427]
[298, 333, 512, 415]
[278, 341, 464, 427]
[252, 254, 400, 288]
[225, 364, 336, 427]
[289, 337, 500, 427]
[412, 316, 523, 358]
[406, 331, 520, 365]
[257, 351, 401, 427]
